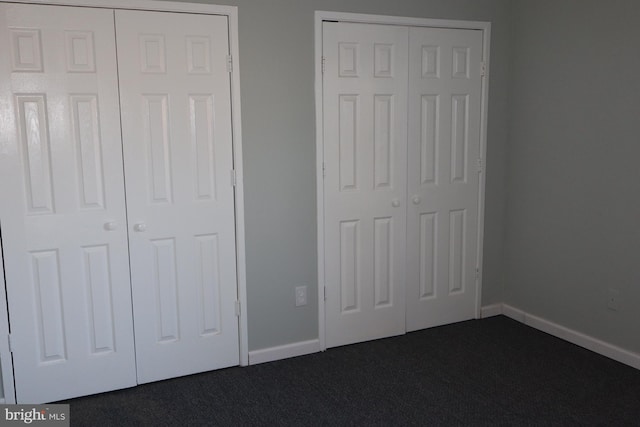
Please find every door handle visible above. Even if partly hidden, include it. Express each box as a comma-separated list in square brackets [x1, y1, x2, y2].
[412, 195, 422, 205]
[133, 223, 147, 232]
[391, 199, 401, 208]
[104, 221, 117, 231]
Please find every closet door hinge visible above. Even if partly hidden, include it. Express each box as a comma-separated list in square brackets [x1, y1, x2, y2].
[480, 62, 487, 77]
[321, 56, 326, 74]
[227, 55, 233, 73]
[476, 158, 484, 173]
[322, 162, 326, 178]
[230, 169, 237, 187]
[476, 268, 481, 280]
[8, 334, 14, 353]
[235, 301, 241, 317]
[323, 286, 327, 301]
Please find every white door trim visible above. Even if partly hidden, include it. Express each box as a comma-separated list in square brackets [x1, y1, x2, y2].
[2, 0, 237, 15]
[315, 11, 491, 351]
[0, 238, 16, 404]
[0, 0, 248, 402]
[228, 8, 250, 368]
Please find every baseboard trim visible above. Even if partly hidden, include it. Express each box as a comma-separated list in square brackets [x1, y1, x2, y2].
[249, 306, 640, 370]
[248, 339, 321, 365]
[480, 303, 504, 318]
[500, 303, 640, 370]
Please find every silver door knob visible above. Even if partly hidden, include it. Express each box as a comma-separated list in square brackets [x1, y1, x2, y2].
[104, 221, 117, 231]
[133, 223, 147, 232]
[412, 195, 422, 205]
[391, 199, 400, 208]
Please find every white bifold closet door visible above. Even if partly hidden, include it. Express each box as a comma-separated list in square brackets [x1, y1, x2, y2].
[0, 4, 136, 403]
[116, 10, 239, 384]
[323, 22, 483, 348]
[0, 3, 239, 403]
[323, 23, 409, 348]
[406, 27, 483, 331]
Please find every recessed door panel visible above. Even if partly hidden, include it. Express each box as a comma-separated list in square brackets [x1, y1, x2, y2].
[339, 95, 359, 191]
[143, 94, 173, 204]
[30, 249, 66, 363]
[448, 209, 466, 293]
[189, 95, 217, 201]
[451, 94, 469, 184]
[116, 10, 239, 384]
[373, 217, 393, 307]
[151, 238, 180, 343]
[65, 31, 96, 73]
[82, 244, 116, 354]
[419, 212, 437, 300]
[10, 28, 43, 72]
[16, 95, 54, 214]
[420, 94, 439, 185]
[71, 95, 105, 209]
[0, 3, 136, 403]
[340, 220, 360, 313]
[374, 95, 393, 190]
[195, 234, 222, 336]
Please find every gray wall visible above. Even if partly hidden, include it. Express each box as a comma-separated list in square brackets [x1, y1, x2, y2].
[506, 0, 640, 353]
[4, 0, 639, 402]
[172, 0, 512, 351]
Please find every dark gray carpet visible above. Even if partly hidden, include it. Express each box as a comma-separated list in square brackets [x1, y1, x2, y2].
[62, 316, 640, 426]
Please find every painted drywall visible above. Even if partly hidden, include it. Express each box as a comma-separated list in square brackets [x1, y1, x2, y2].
[169, 0, 511, 351]
[506, 0, 640, 353]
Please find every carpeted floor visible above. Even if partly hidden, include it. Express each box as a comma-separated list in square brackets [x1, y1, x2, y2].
[62, 316, 640, 426]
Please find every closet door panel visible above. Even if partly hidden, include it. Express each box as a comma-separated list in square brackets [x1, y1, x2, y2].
[0, 3, 136, 403]
[406, 27, 483, 331]
[323, 22, 408, 348]
[115, 10, 239, 383]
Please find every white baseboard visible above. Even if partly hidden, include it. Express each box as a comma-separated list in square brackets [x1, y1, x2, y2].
[249, 306, 640, 371]
[248, 339, 321, 365]
[495, 303, 640, 370]
[480, 303, 504, 318]
[501, 304, 524, 322]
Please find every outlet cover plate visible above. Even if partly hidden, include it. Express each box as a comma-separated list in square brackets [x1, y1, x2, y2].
[295, 286, 307, 307]
[608, 288, 621, 311]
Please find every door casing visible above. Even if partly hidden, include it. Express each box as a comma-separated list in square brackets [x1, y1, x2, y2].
[314, 11, 491, 351]
[0, 237, 15, 404]
[0, 0, 248, 402]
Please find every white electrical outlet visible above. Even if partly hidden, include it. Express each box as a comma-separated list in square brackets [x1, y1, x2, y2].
[607, 288, 621, 311]
[295, 286, 307, 307]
